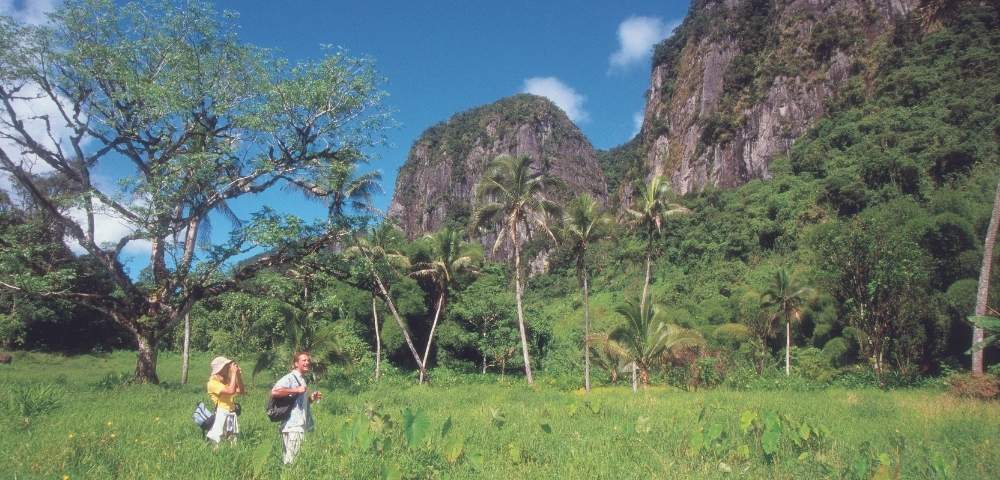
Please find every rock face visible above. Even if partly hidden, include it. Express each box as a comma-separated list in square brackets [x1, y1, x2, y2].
[388, 94, 607, 239]
[639, 0, 919, 194]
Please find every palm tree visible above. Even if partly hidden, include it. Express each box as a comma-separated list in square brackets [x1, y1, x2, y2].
[472, 154, 561, 385]
[586, 332, 630, 384]
[562, 194, 613, 392]
[345, 223, 425, 380]
[611, 298, 704, 391]
[625, 175, 689, 313]
[972, 181, 1000, 375]
[282, 157, 384, 224]
[760, 269, 813, 376]
[410, 227, 483, 383]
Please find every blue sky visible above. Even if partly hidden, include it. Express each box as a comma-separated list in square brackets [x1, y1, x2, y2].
[214, 0, 690, 213]
[1, 0, 691, 274]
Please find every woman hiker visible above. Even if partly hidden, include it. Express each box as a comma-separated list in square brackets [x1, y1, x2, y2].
[206, 356, 244, 444]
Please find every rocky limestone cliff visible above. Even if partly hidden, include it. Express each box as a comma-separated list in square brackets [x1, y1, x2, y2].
[639, 0, 919, 194]
[388, 94, 607, 239]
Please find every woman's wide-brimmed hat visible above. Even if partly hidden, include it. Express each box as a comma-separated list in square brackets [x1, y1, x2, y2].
[210, 356, 233, 375]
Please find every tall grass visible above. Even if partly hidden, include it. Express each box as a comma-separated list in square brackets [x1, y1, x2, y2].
[0, 351, 997, 478]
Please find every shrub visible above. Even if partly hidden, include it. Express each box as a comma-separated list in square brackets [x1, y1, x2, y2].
[93, 371, 134, 390]
[794, 347, 838, 383]
[946, 374, 1000, 400]
[4, 383, 63, 420]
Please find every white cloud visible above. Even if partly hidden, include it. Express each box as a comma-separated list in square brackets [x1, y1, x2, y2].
[66, 205, 152, 255]
[609, 16, 679, 71]
[631, 110, 645, 138]
[0, 83, 75, 175]
[521, 77, 588, 123]
[0, 0, 58, 25]
[1, 83, 89, 207]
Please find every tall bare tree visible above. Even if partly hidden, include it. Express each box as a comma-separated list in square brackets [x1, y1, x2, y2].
[972, 181, 1000, 375]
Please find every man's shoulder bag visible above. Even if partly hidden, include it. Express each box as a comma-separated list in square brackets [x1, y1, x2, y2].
[265, 374, 301, 422]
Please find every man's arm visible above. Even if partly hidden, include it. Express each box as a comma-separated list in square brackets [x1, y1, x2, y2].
[270, 374, 307, 398]
[270, 385, 307, 398]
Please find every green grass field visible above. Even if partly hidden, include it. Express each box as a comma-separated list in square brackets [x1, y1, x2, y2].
[1, 352, 998, 479]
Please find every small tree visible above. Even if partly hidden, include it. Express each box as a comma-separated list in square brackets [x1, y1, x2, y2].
[345, 223, 424, 380]
[760, 269, 813, 376]
[561, 194, 612, 392]
[611, 298, 704, 389]
[625, 175, 688, 313]
[472, 154, 561, 385]
[409, 227, 482, 383]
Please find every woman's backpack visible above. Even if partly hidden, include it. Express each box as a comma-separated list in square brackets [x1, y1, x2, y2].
[192, 402, 215, 431]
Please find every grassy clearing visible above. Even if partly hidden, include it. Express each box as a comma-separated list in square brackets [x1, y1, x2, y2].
[1, 352, 998, 479]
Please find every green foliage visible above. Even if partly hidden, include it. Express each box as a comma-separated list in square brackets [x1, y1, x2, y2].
[1, 352, 999, 477]
[4, 383, 63, 419]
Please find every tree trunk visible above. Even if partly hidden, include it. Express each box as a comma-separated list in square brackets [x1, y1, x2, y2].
[583, 272, 591, 393]
[785, 320, 791, 376]
[973, 181, 1000, 375]
[181, 313, 191, 385]
[372, 295, 381, 381]
[631, 363, 638, 393]
[513, 228, 534, 385]
[419, 294, 445, 384]
[641, 248, 652, 314]
[372, 271, 424, 376]
[135, 332, 159, 384]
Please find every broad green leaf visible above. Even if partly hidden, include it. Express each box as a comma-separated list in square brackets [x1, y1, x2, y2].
[706, 423, 723, 444]
[490, 407, 506, 428]
[761, 428, 780, 456]
[763, 411, 780, 430]
[403, 407, 430, 448]
[799, 422, 811, 441]
[737, 444, 750, 459]
[540, 423, 552, 434]
[508, 443, 522, 463]
[873, 464, 894, 480]
[688, 429, 704, 455]
[798, 452, 811, 462]
[382, 464, 402, 480]
[443, 435, 465, 464]
[967, 315, 1000, 329]
[467, 452, 485, 470]
[441, 416, 453, 438]
[852, 456, 870, 478]
[636, 416, 651, 434]
[739, 410, 757, 434]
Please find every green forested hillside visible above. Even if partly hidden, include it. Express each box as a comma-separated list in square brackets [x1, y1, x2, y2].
[524, 3, 1000, 386]
[2, 3, 998, 391]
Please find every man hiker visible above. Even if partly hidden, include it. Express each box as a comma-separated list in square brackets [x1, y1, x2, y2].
[271, 351, 323, 464]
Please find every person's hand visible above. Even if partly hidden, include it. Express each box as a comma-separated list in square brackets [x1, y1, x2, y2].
[310, 391, 322, 402]
[297, 386, 308, 394]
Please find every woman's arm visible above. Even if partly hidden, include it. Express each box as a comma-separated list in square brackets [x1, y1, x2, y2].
[218, 366, 240, 395]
